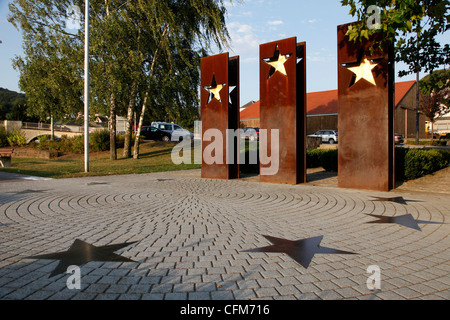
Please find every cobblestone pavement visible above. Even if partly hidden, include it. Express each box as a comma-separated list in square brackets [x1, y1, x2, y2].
[0, 169, 449, 300]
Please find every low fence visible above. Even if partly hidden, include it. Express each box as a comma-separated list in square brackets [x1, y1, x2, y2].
[22, 122, 84, 133]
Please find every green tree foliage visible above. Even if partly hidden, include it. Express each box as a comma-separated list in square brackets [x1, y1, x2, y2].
[341, 0, 449, 76]
[419, 68, 450, 94]
[8, 0, 231, 160]
[418, 69, 450, 137]
[341, 0, 449, 144]
[126, 0, 231, 159]
[8, 0, 84, 138]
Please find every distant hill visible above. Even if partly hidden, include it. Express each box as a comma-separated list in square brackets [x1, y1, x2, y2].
[0, 88, 32, 121]
[0, 87, 26, 106]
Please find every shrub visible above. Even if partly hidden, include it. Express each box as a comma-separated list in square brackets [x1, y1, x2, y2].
[239, 141, 260, 174]
[37, 135, 49, 144]
[306, 149, 325, 168]
[7, 129, 27, 147]
[0, 127, 8, 147]
[320, 149, 338, 172]
[432, 140, 447, 146]
[436, 149, 450, 164]
[89, 129, 110, 152]
[395, 147, 408, 181]
[406, 140, 447, 146]
[305, 149, 340, 171]
[404, 149, 448, 181]
[116, 134, 125, 149]
[71, 135, 84, 154]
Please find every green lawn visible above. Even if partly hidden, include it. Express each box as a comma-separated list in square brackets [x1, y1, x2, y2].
[0, 141, 201, 179]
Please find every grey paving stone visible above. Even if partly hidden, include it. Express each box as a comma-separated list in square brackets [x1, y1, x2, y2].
[0, 287, 15, 299]
[105, 284, 130, 294]
[165, 292, 188, 300]
[174, 283, 195, 292]
[1, 170, 449, 301]
[237, 279, 260, 290]
[210, 290, 234, 300]
[314, 280, 340, 291]
[95, 293, 120, 300]
[316, 290, 344, 300]
[118, 293, 141, 300]
[71, 292, 98, 300]
[188, 291, 211, 300]
[276, 285, 302, 296]
[47, 290, 78, 300]
[393, 287, 423, 299]
[84, 283, 110, 294]
[295, 283, 321, 294]
[376, 290, 407, 300]
[25, 290, 57, 300]
[232, 288, 257, 300]
[195, 282, 217, 292]
[141, 293, 164, 300]
[150, 284, 173, 294]
[254, 287, 279, 298]
[127, 284, 151, 294]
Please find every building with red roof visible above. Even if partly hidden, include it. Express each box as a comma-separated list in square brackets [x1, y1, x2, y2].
[240, 80, 426, 138]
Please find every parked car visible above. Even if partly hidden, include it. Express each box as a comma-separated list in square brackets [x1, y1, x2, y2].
[395, 133, 404, 144]
[241, 127, 260, 141]
[151, 122, 194, 142]
[140, 126, 172, 142]
[308, 130, 338, 144]
[439, 133, 450, 141]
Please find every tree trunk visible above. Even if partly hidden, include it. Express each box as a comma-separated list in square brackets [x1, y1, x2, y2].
[110, 93, 117, 160]
[50, 114, 54, 141]
[132, 25, 169, 159]
[431, 121, 435, 140]
[133, 98, 147, 159]
[123, 81, 137, 158]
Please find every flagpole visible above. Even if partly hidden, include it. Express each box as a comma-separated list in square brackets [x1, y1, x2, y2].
[84, 0, 89, 173]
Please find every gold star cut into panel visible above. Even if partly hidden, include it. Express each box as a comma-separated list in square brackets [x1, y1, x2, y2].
[263, 45, 292, 79]
[204, 74, 226, 104]
[346, 56, 378, 86]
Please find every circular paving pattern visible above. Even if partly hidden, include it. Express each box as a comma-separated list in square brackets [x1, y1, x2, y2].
[0, 170, 449, 300]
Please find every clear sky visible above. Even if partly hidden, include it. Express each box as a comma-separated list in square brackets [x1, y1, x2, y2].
[1, 0, 449, 106]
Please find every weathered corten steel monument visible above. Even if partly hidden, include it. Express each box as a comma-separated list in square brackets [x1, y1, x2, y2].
[200, 23, 395, 191]
[337, 23, 395, 191]
[200, 53, 240, 180]
[259, 37, 307, 185]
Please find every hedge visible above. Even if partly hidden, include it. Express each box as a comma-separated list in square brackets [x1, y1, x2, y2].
[403, 149, 448, 181]
[241, 147, 448, 180]
[305, 148, 449, 181]
[33, 130, 137, 154]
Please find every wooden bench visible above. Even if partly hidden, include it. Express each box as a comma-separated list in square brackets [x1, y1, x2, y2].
[0, 148, 13, 168]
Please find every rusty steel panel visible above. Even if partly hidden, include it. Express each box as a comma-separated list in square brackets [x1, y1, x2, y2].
[259, 38, 306, 184]
[337, 23, 395, 191]
[201, 53, 240, 180]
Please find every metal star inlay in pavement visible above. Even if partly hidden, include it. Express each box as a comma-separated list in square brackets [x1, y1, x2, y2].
[27, 239, 137, 277]
[204, 75, 225, 104]
[346, 57, 377, 86]
[243, 235, 357, 268]
[366, 214, 444, 231]
[371, 196, 422, 205]
[9, 189, 48, 195]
